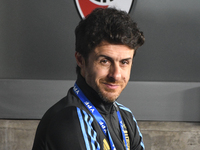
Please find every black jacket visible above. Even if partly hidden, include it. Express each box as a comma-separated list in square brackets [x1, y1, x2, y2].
[32, 75, 144, 150]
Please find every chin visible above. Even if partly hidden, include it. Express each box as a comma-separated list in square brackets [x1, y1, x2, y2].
[98, 92, 119, 103]
[102, 97, 116, 103]
[95, 85, 122, 103]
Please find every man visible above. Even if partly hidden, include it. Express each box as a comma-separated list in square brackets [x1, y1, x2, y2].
[32, 7, 145, 150]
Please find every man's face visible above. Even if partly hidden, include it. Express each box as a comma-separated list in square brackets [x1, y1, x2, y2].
[79, 42, 134, 103]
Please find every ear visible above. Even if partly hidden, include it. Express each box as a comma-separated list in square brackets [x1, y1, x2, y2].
[75, 52, 85, 68]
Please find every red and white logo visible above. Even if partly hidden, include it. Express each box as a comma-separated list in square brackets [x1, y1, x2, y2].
[75, 0, 134, 19]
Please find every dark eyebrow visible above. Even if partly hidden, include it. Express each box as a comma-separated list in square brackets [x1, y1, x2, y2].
[121, 57, 132, 60]
[98, 55, 132, 61]
[98, 55, 113, 61]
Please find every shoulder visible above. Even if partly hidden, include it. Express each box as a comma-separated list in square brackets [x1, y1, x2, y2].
[34, 89, 82, 142]
[40, 88, 81, 122]
[41, 106, 89, 149]
[46, 106, 86, 134]
[46, 106, 101, 150]
[33, 88, 101, 149]
[41, 87, 91, 133]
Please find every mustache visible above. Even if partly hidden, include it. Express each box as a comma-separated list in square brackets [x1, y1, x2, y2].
[100, 78, 123, 85]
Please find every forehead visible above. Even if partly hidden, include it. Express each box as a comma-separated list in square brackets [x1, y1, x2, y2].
[92, 42, 134, 59]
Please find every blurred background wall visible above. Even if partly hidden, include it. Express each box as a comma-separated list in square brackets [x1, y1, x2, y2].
[0, 0, 200, 149]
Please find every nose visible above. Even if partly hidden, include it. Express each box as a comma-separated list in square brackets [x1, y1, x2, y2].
[108, 63, 121, 81]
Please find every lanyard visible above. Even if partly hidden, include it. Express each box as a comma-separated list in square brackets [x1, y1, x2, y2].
[73, 83, 128, 150]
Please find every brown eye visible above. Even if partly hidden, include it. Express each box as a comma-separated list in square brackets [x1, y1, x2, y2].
[101, 59, 108, 64]
[100, 59, 110, 66]
[121, 60, 129, 65]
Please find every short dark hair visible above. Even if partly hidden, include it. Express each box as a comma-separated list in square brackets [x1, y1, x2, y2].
[75, 7, 145, 74]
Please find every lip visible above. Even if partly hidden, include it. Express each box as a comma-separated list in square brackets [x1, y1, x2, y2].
[104, 83, 119, 90]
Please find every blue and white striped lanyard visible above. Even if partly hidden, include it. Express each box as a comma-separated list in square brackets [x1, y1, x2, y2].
[73, 83, 128, 150]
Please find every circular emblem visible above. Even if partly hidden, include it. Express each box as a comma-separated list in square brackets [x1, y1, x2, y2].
[75, 0, 134, 19]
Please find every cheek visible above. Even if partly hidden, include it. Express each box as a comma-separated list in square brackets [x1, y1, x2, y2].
[93, 71, 106, 83]
[95, 65, 109, 77]
[85, 67, 100, 83]
[123, 68, 131, 81]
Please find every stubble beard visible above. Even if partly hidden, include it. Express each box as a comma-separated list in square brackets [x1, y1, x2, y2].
[95, 85, 121, 103]
[97, 91, 118, 103]
[96, 78, 126, 103]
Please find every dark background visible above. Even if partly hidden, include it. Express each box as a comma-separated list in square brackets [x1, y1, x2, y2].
[1, 0, 200, 81]
[0, 0, 200, 121]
